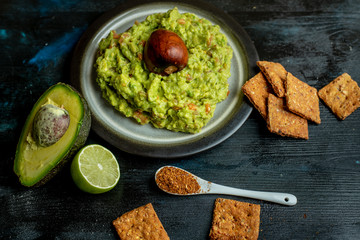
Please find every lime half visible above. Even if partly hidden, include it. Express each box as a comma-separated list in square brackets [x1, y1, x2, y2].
[71, 144, 120, 194]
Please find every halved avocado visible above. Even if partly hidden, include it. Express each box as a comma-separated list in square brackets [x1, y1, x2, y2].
[14, 83, 91, 187]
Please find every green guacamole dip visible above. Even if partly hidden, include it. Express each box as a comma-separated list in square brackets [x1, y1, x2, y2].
[95, 8, 233, 133]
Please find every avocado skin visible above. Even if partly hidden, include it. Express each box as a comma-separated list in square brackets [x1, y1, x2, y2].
[14, 83, 91, 187]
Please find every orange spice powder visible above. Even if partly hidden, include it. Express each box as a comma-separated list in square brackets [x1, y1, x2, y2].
[156, 166, 201, 195]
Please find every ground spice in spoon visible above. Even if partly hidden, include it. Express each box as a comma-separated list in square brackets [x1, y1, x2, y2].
[155, 166, 201, 195]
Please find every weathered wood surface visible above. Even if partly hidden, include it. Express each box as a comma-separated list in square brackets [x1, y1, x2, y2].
[1, 0, 360, 239]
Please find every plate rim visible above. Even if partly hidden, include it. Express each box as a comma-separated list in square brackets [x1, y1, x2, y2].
[71, 0, 258, 158]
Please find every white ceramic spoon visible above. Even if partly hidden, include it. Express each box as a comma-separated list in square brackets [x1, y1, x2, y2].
[155, 166, 297, 206]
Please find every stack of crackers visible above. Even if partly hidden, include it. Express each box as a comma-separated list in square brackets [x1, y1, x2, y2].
[113, 198, 261, 240]
[242, 61, 360, 139]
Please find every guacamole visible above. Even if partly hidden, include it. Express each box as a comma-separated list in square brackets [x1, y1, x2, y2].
[95, 8, 233, 133]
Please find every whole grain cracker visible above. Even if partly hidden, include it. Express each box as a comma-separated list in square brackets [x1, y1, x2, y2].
[209, 198, 260, 240]
[285, 72, 321, 124]
[318, 73, 360, 120]
[242, 72, 274, 119]
[267, 93, 309, 139]
[257, 61, 287, 97]
[112, 203, 170, 240]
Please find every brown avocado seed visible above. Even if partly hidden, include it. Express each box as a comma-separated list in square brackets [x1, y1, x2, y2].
[32, 104, 70, 147]
[144, 29, 188, 76]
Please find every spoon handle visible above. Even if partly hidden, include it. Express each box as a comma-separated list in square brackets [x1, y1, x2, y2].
[208, 183, 297, 206]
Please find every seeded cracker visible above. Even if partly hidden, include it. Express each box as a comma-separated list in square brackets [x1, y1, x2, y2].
[267, 94, 308, 139]
[209, 198, 260, 240]
[242, 72, 274, 119]
[257, 61, 287, 97]
[285, 72, 321, 124]
[113, 203, 170, 240]
[318, 73, 360, 120]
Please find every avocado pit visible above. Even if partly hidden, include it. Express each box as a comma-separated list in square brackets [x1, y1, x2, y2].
[32, 104, 70, 147]
[144, 29, 188, 75]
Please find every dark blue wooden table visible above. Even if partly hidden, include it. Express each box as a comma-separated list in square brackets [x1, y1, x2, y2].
[1, 0, 360, 239]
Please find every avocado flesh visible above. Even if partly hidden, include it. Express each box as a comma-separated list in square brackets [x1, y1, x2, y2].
[14, 83, 91, 187]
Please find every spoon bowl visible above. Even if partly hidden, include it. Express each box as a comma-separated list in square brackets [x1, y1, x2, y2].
[155, 166, 297, 206]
